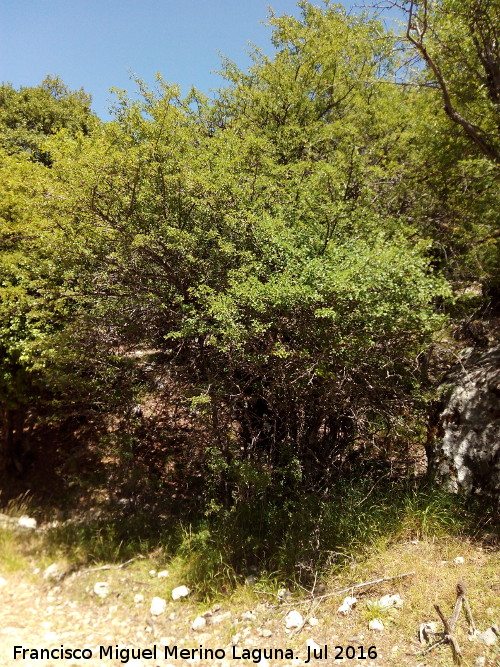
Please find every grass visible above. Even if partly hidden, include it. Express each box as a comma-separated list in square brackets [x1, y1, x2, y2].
[0, 496, 498, 667]
[2, 471, 495, 595]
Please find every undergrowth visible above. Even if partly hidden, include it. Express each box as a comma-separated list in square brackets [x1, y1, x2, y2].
[3, 472, 492, 599]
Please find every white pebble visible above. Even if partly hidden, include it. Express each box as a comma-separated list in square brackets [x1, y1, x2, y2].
[285, 610, 304, 629]
[171, 585, 191, 600]
[150, 596, 167, 616]
[191, 616, 206, 631]
[337, 596, 357, 615]
[378, 593, 403, 609]
[93, 582, 109, 599]
[306, 639, 321, 652]
[369, 619, 384, 631]
[157, 570, 169, 578]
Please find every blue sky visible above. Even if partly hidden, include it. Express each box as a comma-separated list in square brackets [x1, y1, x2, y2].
[1, 0, 364, 119]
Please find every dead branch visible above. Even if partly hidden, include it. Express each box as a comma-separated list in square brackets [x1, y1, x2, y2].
[313, 570, 416, 601]
[77, 555, 145, 575]
[423, 581, 477, 665]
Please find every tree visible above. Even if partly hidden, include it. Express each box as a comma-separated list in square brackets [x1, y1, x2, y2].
[0, 75, 95, 164]
[375, 1, 499, 290]
[389, 0, 499, 162]
[41, 8, 448, 501]
[0, 78, 96, 471]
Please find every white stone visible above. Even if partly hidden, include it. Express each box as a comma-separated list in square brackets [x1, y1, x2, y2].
[150, 596, 167, 616]
[369, 619, 384, 631]
[231, 633, 241, 646]
[337, 596, 357, 615]
[285, 610, 304, 629]
[419, 622, 438, 643]
[0, 576, 6, 588]
[260, 628, 273, 638]
[478, 628, 497, 646]
[43, 563, 64, 581]
[475, 657, 486, 666]
[212, 611, 231, 624]
[191, 616, 207, 631]
[149, 569, 157, 577]
[134, 594, 144, 604]
[93, 582, 109, 599]
[308, 617, 319, 626]
[171, 585, 191, 600]
[242, 610, 257, 621]
[157, 570, 169, 578]
[306, 639, 321, 652]
[18, 515, 37, 529]
[454, 556, 465, 564]
[378, 593, 403, 610]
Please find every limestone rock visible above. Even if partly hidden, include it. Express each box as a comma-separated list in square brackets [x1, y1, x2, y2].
[43, 563, 66, 582]
[171, 585, 190, 600]
[337, 596, 357, 615]
[157, 570, 169, 578]
[150, 596, 167, 616]
[18, 516, 37, 529]
[369, 619, 384, 631]
[378, 594, 403, 610]
[306, 639, 321, 652]
[192, 616, 207, 631]
[285, 610, 303, 629]
[212, 611, 231, 624]
[242, 610, 257, 621]
[428, 346, 500, 502]
[478, 628, 497, 646]
[93, 582, 109, 599]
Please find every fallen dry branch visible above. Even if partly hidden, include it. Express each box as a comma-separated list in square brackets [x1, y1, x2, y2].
[422, 580, 477, 666]
[256, 571, 415, 607]
[77, 555, 146, 575]
[313, 571, 416, 602]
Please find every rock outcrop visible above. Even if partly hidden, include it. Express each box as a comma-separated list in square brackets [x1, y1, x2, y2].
[427, 346, 500, 504]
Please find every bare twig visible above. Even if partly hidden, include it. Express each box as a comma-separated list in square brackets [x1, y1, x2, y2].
[313, 571, 416, 601]
[435, 604, 462, 665]
[77, 555, 145, 575]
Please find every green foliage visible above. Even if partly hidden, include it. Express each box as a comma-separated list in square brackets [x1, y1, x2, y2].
[393, 0, 500, 288]
[0, 1, 496, 581]
[0, 76, 95, 164]
[38, 18, 449, 491]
